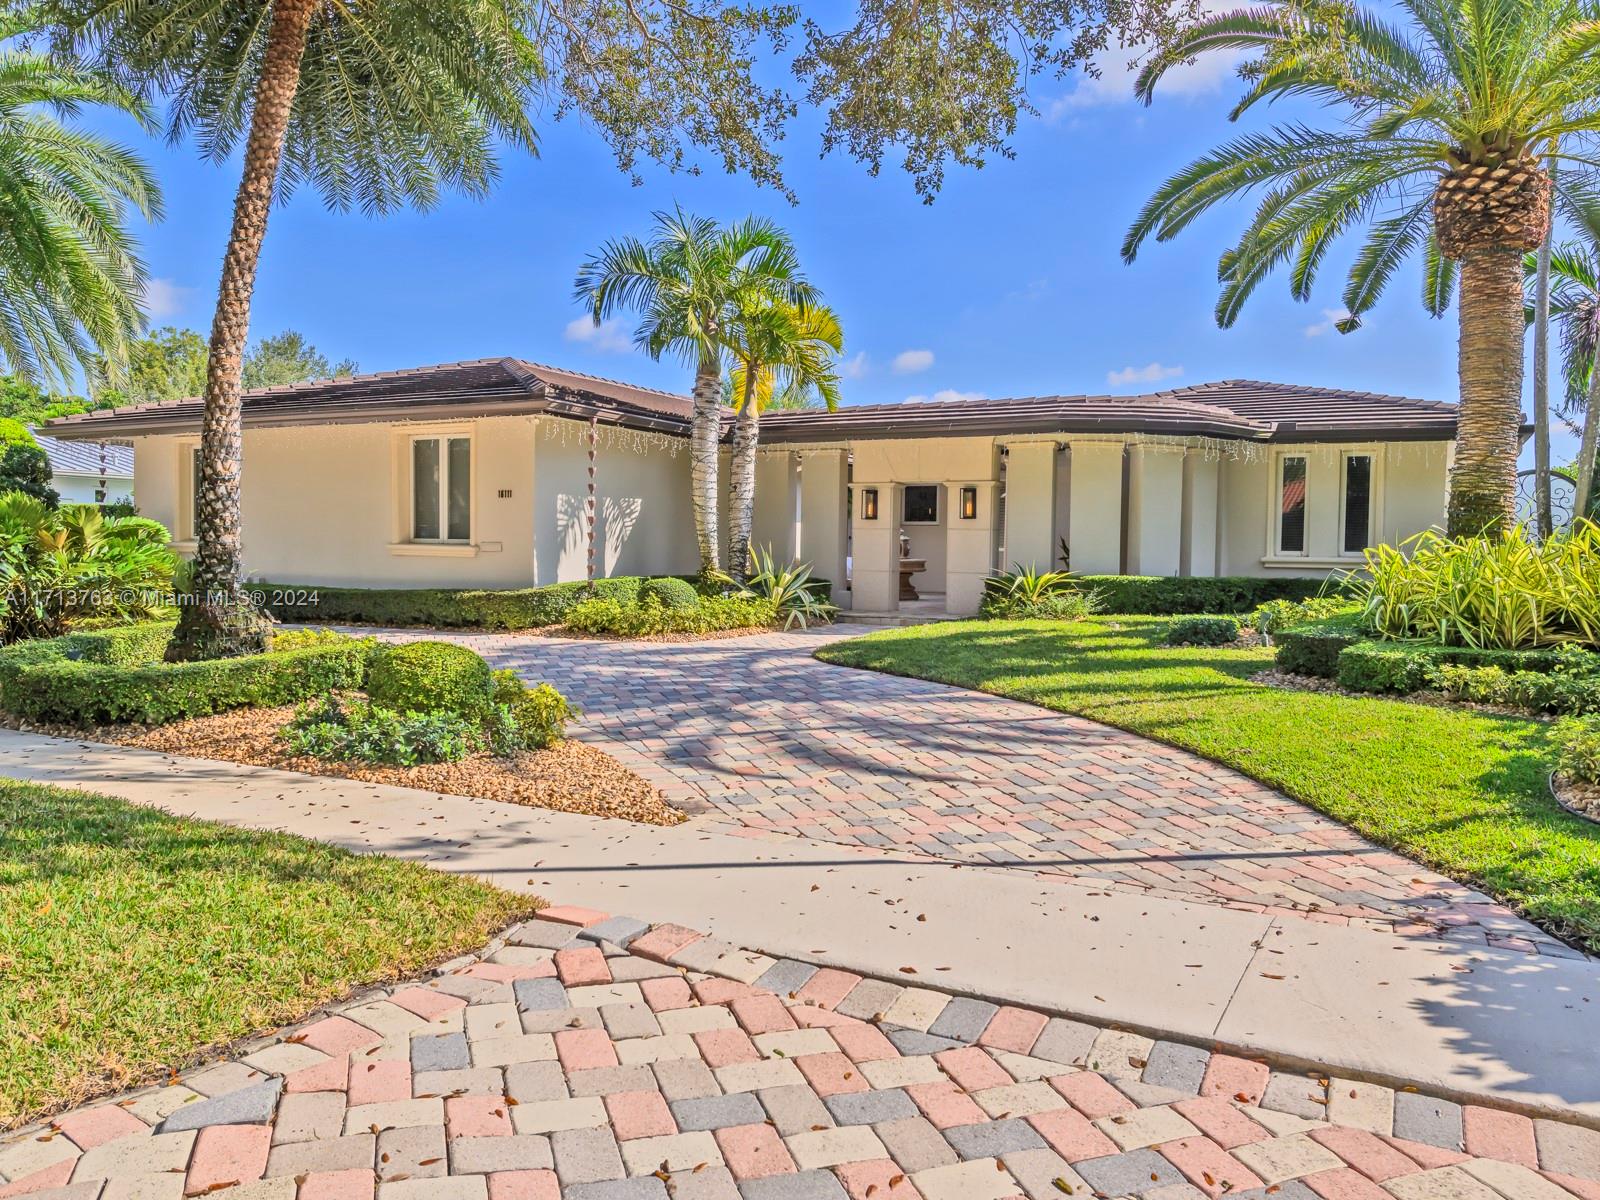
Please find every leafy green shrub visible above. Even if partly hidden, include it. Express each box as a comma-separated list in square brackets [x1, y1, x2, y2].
[257, 577, 647, 629]
[484, 670, 576, 754]
[982, 589, 1102, 621]
[366, 641, 494, 717]
[1253, 596, 1358, 636]
[283, 694, 477, 766]
[1357, 524, 1600, 649]
[0, 495, 176, 643]
[1077, 574, 1331, 615]
[1337, 640, 1600, 702]
[640, 577, 699, 610]
[0, 636, 371, 726]
[1273, 612, 1368, 677]
[1165, 616, 1240, 646]
[1552, 715, 1600, 784]
[983, 565, 1074, 611]
[0, 421, 56, 507]
[270, 627, 358, 653]
[743, 549, 836, 629]
[567, 594, 777, 637]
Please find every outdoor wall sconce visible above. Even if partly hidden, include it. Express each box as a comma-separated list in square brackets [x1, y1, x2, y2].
[959, 486, 978, 520]
[861, 487, 879, 520]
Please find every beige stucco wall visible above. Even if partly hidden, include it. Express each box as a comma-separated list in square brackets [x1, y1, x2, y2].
[132, 415, 698, 588]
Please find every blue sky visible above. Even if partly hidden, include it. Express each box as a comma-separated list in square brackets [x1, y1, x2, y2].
[94, 34, 1571, 466]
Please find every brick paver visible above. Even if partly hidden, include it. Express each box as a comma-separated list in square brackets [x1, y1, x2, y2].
[7, 906, 1595, 1198]
[425, 628, 1569, 954]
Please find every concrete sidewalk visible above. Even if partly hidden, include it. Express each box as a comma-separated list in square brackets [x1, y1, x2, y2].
[5, 729, 1598, 1125]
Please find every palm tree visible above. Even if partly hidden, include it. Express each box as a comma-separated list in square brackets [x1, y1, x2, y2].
[0, 12, 158, 389]
[726, 299, 843, 579]
[1533, 202, 1600, 521]
[1123, 0, 1600, 537]
[50, 0, 539, 660]
[574, 210, 818, 577]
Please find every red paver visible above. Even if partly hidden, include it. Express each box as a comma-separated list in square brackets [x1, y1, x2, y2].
[555, 1028, 618, 1072]
[446, 1095, 514, 1138]
[1462, 1105, 1538, 1167]
[1303, 1167, 1398, 1200]
[1310, 1126, 1422, 1183]
[554, 947, 611, 986]
[298, 1169, 376, 1200]
[835, 1158, 923, 1198]
[1172, 1097, 1271, 1149]
[0, 1159, 74, 1198]
[694, 1028, 760, 1068]
[715, 1122, 798, 1180]
[795, 968, 864, 1010]
[1049, 1071, 1136, 1119]
[1027, 1108, 1119, 1162]
[977, 1007, 1047, 1054]
[285, 1054, 349, 1093]
[639, 977, 694, 1012]
[1384, 1135, 1470, 1170]
[730, 994, 797, 1035]
[1199, 1054, 1270, 1104]
[486, 1171, 561, 1200]
[298, 1015, 384, 1058]
[629, 923, 703, 962]
[348, 1059, 411, 1105]
[1159, 1135, 1265, 1198]
[905, 1081, 988, 1129]
[537, 905, 609, 927]
[53, 1104, 146, 1150]
[186, 1124, 270, 1193]
[604, 1090, 676, 1140]
[833, 1024, 902, 1064]
[794, 1052, 870, 1096]
[390, 987, 469, 1021]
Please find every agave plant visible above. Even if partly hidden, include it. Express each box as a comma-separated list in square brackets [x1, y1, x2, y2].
[742, 547, 837, 630]
[985, 565, 1075, 605]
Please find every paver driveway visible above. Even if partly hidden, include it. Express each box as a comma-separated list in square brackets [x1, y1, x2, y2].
[426, 627, 1567, 957]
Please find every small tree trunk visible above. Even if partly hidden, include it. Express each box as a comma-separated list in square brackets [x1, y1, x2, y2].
[689, 357, 722, 577]
[168, 0, 315, 661]
[1447, 246, 1526, 538]
[1532, 220, 1555, 538]
[1575, 367, 1600, 523]
[729, 376, 759, 582]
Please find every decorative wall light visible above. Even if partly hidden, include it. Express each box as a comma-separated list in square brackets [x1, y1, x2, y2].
[861, 487, 879, 520]
[960, 486, 978, 520]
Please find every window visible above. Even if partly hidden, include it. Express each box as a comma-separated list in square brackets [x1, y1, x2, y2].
[1278, 455, 1307, 555]
[190, 447, 201, 538]
[412, 435, 471, 542]
[903, 484, 939, 523]
[1343, 453, 1374, 554]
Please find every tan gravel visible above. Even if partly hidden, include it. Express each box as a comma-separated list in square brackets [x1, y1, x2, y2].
[42, 704, 686, 826]
[1553, 774, 1600, 824]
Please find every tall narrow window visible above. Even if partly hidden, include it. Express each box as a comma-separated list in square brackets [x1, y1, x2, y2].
[190, 447, 202, 538]
[1278, 455, 1307, 554]
[1343, 454, 1373, 554]
[412, 435, 470, 541]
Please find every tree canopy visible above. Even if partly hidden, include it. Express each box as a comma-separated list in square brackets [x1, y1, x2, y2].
[241, 330, 356, 391]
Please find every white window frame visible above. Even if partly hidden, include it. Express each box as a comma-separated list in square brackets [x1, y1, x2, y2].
[901, 483, 941, 525]
[1338, 450, 1378, 557]
[1274, 452, 1310, 558]
[406, 430, 475, 545]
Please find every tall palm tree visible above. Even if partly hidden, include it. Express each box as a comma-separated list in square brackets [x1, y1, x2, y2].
[0, 12, 158, 389]
[50, 0, 539, 660]
[574, 211, 818, 577]
[1533, 202, 1600, 521]
[1123, 0, 1600, 537]
[726, 298, 843, 579]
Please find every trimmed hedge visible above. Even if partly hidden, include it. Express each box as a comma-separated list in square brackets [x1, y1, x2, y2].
[259, 576, 832, 630]
[0, 626, 371, 726]
[1078, 574, 1332, 615]
[1165, 616, 1240, 646]
[1273, 612, 1369, 678]
[1336, 640, 1592, 694]
[368, 641, 495, 716]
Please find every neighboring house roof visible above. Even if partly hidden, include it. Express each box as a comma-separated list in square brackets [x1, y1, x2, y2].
[31, 430, 133, 477]
[41, 358, 1465, 445]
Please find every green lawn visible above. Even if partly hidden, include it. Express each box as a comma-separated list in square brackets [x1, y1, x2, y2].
[0, 780, 535, 1128]
[817, 617, 1600, 953]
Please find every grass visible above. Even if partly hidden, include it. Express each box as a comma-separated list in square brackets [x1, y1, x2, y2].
[817, 616, 1600, 953]
[0, 780, 536, 1129]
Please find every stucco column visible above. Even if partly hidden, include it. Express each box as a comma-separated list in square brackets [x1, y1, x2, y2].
[944, 480, 999, 615]
[1126, 443, 1186, 577]
[1067, 440, 1124, 575]
[1003, 441, 1058, 572]
[798, 449, 849, 607]
[1181, 449, 1219, 577]
[851, 480, 900, 611]
[752, 450, 800, 563]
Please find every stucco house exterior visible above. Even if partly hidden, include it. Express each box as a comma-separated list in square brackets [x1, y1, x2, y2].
[45, 357, 1461, 616]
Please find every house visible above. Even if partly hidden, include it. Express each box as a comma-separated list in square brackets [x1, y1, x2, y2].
[32, 431, 133, 506]
[43, 358, 1461, 616]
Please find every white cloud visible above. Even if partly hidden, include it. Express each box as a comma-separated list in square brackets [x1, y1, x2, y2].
[141, 278, 192, 320]
[1045, 15, 1244, 116]
[905, 389, 987, 404]
[1304, 307, 1354, 337]
[1107, 362, 1183, 386]
[564, 315, 633, 353]
[892, 348, 935, 374]
[841, 351, 870, 379]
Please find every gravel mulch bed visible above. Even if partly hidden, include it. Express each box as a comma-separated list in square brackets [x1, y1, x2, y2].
[9, 705, 684, 826]
[1552, 773, 1600, 824]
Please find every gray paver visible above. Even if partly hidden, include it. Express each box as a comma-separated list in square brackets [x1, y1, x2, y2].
[1394, 1091, 1464, 1151]
[377, 1125, 447, 1181]
[563, 1179, 669, 1200]
[822, 1089, 917, 1126]
[506, 1060, 570, 1102]
[926, 997, 997, 1044]
[757, 1085, 835, 1137]
[834, 979, 902, 1021]
[1140, 1041, 1211, 1095]
[661, 1163, 741, 1199]
[581, 917, 651, 948]
[505, 920, 580, 950]
[873, 1116, 957, 1173]
[448, 1134, 554, 1173]
[514, 977, 572, 1011]
[272, 1091, 347, 1144]
[942, 1117, 1047, 1160]
[413, 1067, 506, 1096]
[1225, 1184, 1318, 1200]
[1029, 1018, 1099, 1069]
[601, 1003, 662, 1041]
[265, 1134, 376, 1177]
[753, 959, 820, 997]
[884, 1028, 961, 1056]
[1073, 1149, 1189, 1195]
[652, 1058, 720, 1101]
[1535, 1118, 1600, 1178]
[1260, 1073, 1329, 1121]
[158, 1079, 282, 1132]
[412, 1032, 471, 1072]
[568, 1065, 657, 1099]
[669, 1093, 766, 1132]
[735, 1169, 849, 1199]
[552, 1125, 625, 1185]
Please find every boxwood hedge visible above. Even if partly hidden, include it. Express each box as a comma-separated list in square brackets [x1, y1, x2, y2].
[1272, 612, 1369, 678]
[1335, 640, 1591, 694]
[1077, 574, 1331, 615]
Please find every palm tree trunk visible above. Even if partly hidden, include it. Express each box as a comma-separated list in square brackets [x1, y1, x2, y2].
[1532, 222, 1554, 539]
[167, 0, 314, 661]
[729, 377, 759, 582]
[690, 357, 722, 577]
[1576, 367, 1600, 523]
[1447, 246, 1526, 538]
